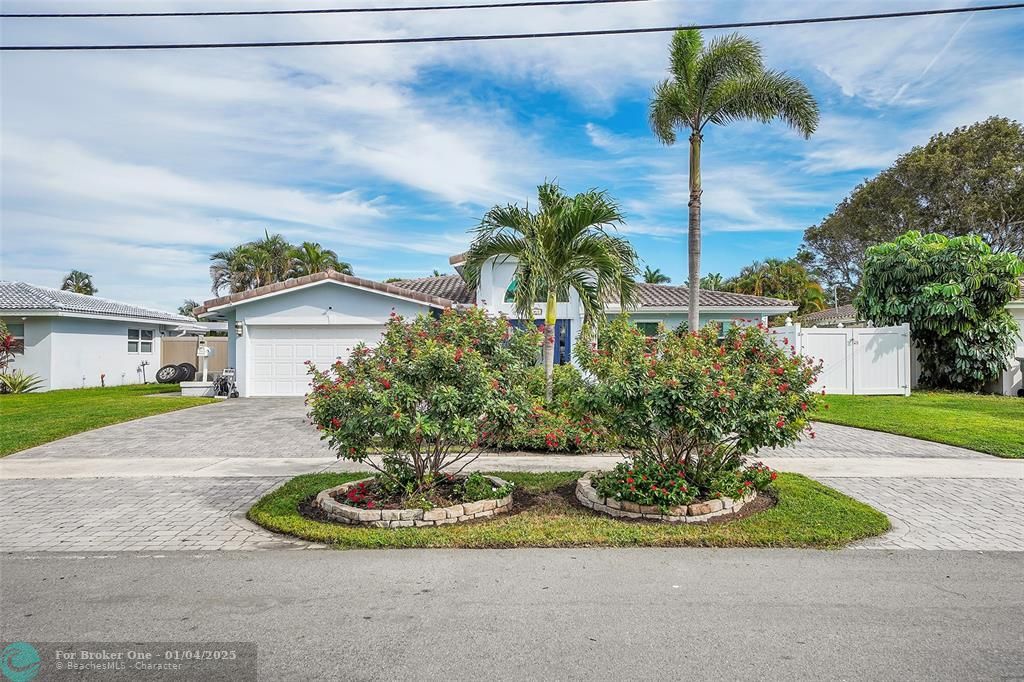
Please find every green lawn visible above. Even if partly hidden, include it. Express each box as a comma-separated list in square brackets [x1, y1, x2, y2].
[248, 471, 889, 549]
[814, 390, 1024, 459]
[0, 384, 217, 456]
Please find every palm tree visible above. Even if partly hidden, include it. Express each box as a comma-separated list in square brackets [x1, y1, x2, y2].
[649, 28, 819, 331]
[700, 272, 724, 290]
[178, 299, 199, 319]
[61, 270, 97, 295]
[209, 231, 323, 294]
[290, 241, 352, 277]
[725, 258, 827, 315]
[463, 182, 639, 402]
[642, 266, 671, 284]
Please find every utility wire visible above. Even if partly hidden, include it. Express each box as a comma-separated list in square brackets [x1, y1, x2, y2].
[0, 0, 649, 18]
[2, 3, 1022, 50]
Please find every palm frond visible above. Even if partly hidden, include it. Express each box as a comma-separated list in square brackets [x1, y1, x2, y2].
[668, 28, 702, 87]
[704, 69, 820, 137]
[693, 33, 764, 98]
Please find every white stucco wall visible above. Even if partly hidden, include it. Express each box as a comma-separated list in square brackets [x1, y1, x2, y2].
[2, 316, 54, 390]
[50, 317, 163, 389]
[2, 315, 170, 390]
[606, 312, 767, 333]
[991, 304, 1024, 396]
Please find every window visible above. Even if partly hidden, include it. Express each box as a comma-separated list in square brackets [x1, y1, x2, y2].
[503, 279, 569, 304]
[128, 328, 154, 353]
[4, 323, 25, 355]
[635, 322, 660, 338]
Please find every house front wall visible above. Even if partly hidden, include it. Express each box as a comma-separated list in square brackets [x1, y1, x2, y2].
[2, 316, 54, 390]
[991, 303, 1024, 396]
[606, 312, 769, 333]
[50, 317, 164, 389]
[224, 282, 434, 396]
[2, 315, 166, 390]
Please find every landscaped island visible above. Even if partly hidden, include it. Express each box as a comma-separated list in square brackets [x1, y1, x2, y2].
[281, 305, 838, 538]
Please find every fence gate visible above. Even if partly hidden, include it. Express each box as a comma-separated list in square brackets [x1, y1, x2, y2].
[770, 323, 911, 396]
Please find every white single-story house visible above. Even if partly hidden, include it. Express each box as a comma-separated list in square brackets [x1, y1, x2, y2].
[0, 281, 198, 391]
[800, 304, 859, 327]
[196, 253, 797, 397]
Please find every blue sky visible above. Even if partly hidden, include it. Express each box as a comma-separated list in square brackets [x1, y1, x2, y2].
[2, 0, 1023, 312]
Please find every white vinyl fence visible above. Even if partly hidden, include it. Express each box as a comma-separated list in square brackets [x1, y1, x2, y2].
[770, 322, 912, 396]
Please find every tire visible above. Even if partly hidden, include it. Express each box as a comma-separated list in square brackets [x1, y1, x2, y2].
[156, 364, 185, 384]
[177, 363, 197, 382]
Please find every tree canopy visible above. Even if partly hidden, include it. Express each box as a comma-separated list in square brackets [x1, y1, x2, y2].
[724, 258, 826, 315]
[802, 117, 1024, 297]
[855, 231, 1023, 391]
[209, 232, 352, 294]
[61, 270, 96, 295]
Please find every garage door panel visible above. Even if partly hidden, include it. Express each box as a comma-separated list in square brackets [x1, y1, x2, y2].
[247, 325, 384, 396]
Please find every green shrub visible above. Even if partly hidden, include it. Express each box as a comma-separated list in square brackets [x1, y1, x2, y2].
[578, 316, 820, 505]
[855, 231, 1024, 391]
[306, 307, 541, 496]
[0, 370, 44, 394]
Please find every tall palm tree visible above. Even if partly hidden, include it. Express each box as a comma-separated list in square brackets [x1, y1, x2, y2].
[642, 266, 671, 284]
[463, 182, 639, 402]
[700, 272, 724, 290]
[290, 241, 352, 277]
[61, 270, 97, 295]
[650, 28, 819, 331]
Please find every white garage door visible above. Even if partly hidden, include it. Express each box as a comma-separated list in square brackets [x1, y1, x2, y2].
[248, 325, 384, 396]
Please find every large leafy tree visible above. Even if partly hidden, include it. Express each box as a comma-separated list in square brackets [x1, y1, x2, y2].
[803, 117, 1024, 296]
[642, 266, 671, 284]
[178, 299, 199, 319]
[855, 231, 1023, 391]
[60, 270, 97, 295]
[463, 181, 639, 402]
[290, 241, 352, 277]
[725, 258, 827, 315]
[699, 272, 724, 290]
[649, 28, 818, 331]
[210, 232, 350, 294]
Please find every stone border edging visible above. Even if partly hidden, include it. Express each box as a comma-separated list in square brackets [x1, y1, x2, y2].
[314, 475, 513, 528]
[575, 472, 756, 523]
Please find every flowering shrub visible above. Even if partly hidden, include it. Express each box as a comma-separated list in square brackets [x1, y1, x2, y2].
[489, 364, 618, 452]
[593, 459, 697, 508]
[306, 307, 541, 496]
[578, 316, 820, 506]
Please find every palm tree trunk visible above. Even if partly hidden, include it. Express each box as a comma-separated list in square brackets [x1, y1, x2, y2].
[687, 132, 703, 332]
[544, 291, 557, 403]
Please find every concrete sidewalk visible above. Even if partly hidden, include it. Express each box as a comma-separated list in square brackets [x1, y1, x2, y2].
[2, 453, 1022, 480]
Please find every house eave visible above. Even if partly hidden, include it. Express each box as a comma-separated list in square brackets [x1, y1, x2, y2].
[199, 278, 453, 315]
[0, 309, 190, 326]
[606, 304, 798, 315]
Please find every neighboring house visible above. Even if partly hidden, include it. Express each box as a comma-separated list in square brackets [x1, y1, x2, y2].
[799, 304, 859, 327]
[993, 278, 1024, 396]
[196, 254, 796, 397]
[0, 281, 197, 391]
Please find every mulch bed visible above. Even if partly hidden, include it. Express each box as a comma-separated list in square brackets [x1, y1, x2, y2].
[300, 481, 775, 526]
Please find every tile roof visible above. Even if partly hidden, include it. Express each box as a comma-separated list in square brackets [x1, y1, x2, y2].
[800, 304, 858, 324]
[196, 270, 455, 315]
[613, 283, 794, 309]
[389, 274, 474, 304]
[0, 281, 190, 323]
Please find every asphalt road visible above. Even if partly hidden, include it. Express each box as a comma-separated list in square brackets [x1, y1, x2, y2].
[2, 549, 1022, 681]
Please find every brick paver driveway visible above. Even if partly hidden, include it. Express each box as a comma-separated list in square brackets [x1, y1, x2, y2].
[2, 398, 1022, 552]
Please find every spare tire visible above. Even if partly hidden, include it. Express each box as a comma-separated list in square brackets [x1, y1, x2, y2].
[156, 364, 184, 384]
[177, 363, 197, 382]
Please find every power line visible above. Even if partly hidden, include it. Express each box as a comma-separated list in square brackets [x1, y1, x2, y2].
[2, 2, 1022, 51]
[0, 0, 649, 19]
